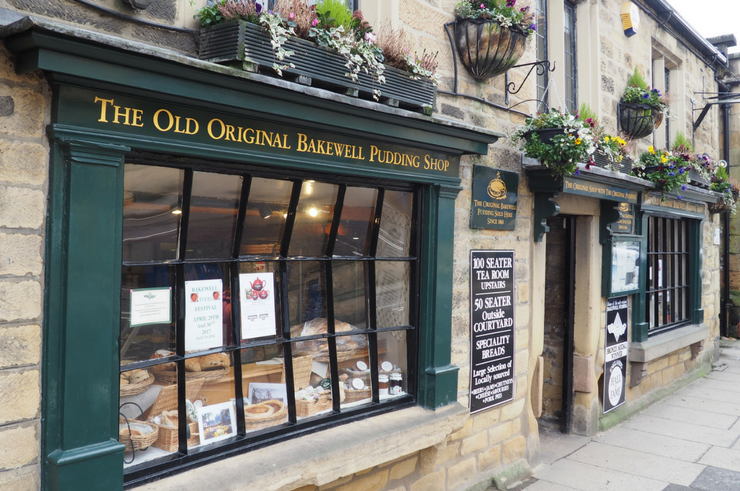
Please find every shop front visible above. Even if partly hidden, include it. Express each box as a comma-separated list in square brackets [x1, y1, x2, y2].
[2, 20, 500, 491]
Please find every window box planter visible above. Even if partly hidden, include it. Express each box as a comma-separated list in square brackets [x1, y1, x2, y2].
[522, 128, 567, 145]
[199, 21, 436, 114]
[688, 168, 710, 189]
[453, 18, 527, 81]
[592, 152, 633, 174]
[618, 102, 658, 139]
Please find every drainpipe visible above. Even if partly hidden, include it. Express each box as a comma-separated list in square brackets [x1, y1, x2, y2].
[723, 101, 731, 338]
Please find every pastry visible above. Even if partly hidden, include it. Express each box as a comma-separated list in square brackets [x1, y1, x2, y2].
[244, 403, 275, 418]
[150, 350, 176, 372]
[184, 358, 201, 372]
[199, 353, 229, 370]
[119, 427, 142, 438]
[120, 375, 129, 386]
[127, 369, 149, 385]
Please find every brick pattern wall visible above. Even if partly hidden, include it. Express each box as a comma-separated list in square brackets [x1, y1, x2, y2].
[0, 44, 50, 490]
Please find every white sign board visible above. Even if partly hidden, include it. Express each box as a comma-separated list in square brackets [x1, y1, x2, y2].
[185, 279, 223, 351]
[239, 273, 277, 340]
[130, 287, 172, 327]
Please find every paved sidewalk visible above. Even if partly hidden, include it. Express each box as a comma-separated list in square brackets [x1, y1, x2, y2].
[520, 339, 740, 491]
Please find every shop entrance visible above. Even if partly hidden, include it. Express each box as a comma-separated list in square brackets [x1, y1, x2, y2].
[539, 215, 576, 433]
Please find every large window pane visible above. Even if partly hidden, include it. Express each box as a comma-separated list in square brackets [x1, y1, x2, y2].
[288, 181, 338, 257]
[377, 190, 413, 257]
[186, 172, 242, 259]
[241, 178, 293, 256]
[240, 345, 288, 432]
[123, 164, 184, 262]
[288, 261, 327, 328]
[376, 261, 411, 328]
[334, 187, 377, 257]
[333, 261, 369, 330]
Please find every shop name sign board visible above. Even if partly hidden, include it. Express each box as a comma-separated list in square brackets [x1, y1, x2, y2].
[469, 250, 515, 413]
[563, 178, 639, 203]
[642, 194, 706, 215]
[57, 87, 459, 179]
[613, 203, 635, 235]
[604, 296, 628, 413]
[470, 166, 518, 230]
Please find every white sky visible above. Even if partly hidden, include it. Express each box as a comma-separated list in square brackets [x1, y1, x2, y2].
[667, 0, 740, 54]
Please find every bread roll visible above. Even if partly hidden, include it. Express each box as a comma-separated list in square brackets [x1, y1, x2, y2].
[200, 353, 229, 370]
[184, 358, 201, 372]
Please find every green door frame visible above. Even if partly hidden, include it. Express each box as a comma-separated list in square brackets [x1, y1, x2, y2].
[3, 23, 500, 491]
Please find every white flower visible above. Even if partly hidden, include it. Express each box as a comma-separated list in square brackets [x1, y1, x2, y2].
[364, 32, 376, 44]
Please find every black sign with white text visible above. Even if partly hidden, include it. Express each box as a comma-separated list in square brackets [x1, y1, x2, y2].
[604, 296, 628, 413]
[469, 250, 515, 413]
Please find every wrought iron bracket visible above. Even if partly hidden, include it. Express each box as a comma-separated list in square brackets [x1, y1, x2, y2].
[442, 20, 555, 116]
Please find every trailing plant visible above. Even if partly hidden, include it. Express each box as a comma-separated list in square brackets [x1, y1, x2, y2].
[454, 0, 537, 35]
[630, 146, 690, 199]
[260, 10, 296, 76]
[621, 68, 667, 110]
[711, 164, 739, 214]
[671, 131, 693, 153]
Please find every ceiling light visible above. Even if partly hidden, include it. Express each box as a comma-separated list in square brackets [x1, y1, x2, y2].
[258, 203, 272, 219]
[171, 209, 182, 215]
[308, 207, 318, 217]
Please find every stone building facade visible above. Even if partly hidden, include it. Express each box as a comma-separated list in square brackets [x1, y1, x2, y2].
[0, 0, 733, 490]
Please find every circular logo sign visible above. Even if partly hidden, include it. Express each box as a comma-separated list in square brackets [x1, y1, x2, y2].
[608, 365, 623, 407]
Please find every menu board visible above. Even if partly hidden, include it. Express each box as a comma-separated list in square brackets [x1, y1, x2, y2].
[184, 279, 223, 351]
[604, 296, 628, 413]
[469, 250, 515, 413]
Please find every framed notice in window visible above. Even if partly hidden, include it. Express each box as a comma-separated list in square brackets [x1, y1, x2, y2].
[603, 236, 641, 297]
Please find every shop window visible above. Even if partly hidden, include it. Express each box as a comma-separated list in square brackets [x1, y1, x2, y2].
[119, 163, 416, 476]
[645, 216, 691, 335]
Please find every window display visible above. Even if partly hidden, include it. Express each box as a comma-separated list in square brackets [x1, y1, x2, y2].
[119, 163, 416, 472]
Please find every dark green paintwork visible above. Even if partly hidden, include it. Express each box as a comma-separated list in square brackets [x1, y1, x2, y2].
[2, 24, 499, 491]
[470, 166, 518, 230]
[533, 193, 560, 243]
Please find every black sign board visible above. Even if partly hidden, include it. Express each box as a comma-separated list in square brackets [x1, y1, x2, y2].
[604, 296, 628, 413]
[469, 250, 515, 413]
[470, 166, 518, 230]
[613, 203, 635, 235]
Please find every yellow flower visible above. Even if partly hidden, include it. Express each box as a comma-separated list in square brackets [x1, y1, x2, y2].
[617, 137, 626, 145]
[575, 138, 582, 145]
[649, 145, 655, 154]
[617, 155, 623, 162]
[661, 155, 667, 163]
[605, 136, 610, 143]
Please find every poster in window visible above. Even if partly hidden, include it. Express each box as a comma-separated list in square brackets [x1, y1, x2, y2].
[185, 279, 223, 351]
[611, 239, 640, 294]
[197, 400, 236, 446]
[130, 287, 171, 327]
[604, 296, 628, 413]
[239, 272, 277, 340]
[469, 250, 515, 413]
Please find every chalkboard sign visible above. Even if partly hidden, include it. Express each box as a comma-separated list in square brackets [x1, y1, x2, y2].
[469, 250, 515, 413]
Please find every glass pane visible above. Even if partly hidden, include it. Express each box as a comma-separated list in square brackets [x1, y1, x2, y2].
[333, 261, 368, 330]
[122, 164, 184, 262]
[190, 352, 235, 448]
[338, 333, 372, 408]
[334, 187, 377, 257]
[241, 178, 293, 256]
[186, 172, 242, 259]
[120, 365, 178, 468]
[292, 342, 334, 420]
[240, 345, 288, 432]
[239, 261, 282, 343]
[288, 261, 327, 330]
[120, 265, 176, 363]
[288, 181, 338, 257]
[378, 330, 408, 399]
[376, 261, 411, 328]
[184, 263, 233, 352]
[377, 190, 413, 257]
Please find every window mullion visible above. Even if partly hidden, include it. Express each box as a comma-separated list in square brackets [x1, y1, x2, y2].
[178, 170, 194, 261]
[280, 259, 297, 423]
[233, 176, 252, 258]
[324, 262, 341, 412]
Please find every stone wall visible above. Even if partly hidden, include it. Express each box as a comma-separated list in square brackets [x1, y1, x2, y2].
[0, 43, 50, 490]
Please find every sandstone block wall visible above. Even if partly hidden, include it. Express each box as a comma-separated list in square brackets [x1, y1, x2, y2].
[0, 44, 50, 490]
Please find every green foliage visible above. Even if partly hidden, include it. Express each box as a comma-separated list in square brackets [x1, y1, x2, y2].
[195, 1, 225, 26]
[454, 0, 537, 35]
[316, 0, 354, 30]
[631, 147, 690, 198]
[671, 131, 693, 153]
[578, 103, 598, 124]
[627, 68, 648, 90]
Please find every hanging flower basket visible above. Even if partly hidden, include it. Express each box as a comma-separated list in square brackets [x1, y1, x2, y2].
[521, 128, 569, 145]
[618, 102, 657, 139]
[199, 21, 437, 114]
[453, 18, 527, 81]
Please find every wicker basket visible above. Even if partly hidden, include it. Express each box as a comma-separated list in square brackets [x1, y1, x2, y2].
[295, 396, 333, 418]
[313, 349, 356, 363]
[343, 388, 371, 404]
[153, 367, 230, 385]
[146, 379, 205, 418]
[120, 373, 155, 397]
[281, 353, 313, 390]
[244, 399, 288, 430]
[152, 419, 200, 452]
[119, 419, 159, 452]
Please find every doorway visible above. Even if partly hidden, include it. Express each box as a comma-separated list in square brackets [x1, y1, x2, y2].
[539, 215, 576, 434]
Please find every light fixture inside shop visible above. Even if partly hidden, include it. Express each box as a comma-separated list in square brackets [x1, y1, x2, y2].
[258, 203, 272, 219]
[308, 207, 319, 217]
[171, 208, 182, 215]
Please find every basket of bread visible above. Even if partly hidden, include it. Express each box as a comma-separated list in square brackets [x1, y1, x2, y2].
[149, 408, 200, 451]
[119, 418, 158, 452]
[119, 368, 155, 397]
[150, 350, 230, 384]
[292, 318, 364, 362]
[295, 379, 343, 417]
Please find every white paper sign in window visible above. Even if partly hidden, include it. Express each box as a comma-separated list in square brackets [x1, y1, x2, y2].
[130, 287, 172, 327]
[185, 279, 223, 351]
[240, 272, 277, 340]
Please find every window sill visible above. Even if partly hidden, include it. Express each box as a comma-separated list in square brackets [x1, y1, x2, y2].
[135, 403, 469, 491]
[628, 323, 709, 363]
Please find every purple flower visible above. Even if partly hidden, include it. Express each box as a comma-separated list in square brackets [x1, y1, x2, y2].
[529, 23, 537, 31]
[506, 0, 516, 7]
[668, 172, 675, 176]
[520, 6, 530, 11]
[642, 93, 650, 99]
[681, 184, 687, 190]
[677, 195, 683, 200]
[255, 3, 262, 14]
[574, 169, 580, 175]
[678, 168, 684, 174]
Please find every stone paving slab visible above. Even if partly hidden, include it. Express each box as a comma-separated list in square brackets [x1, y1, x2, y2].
[692, 377, 740, 394]
[640, 402, 738, 429]
[689, 466, 740, 491]
[622, 414, 740, 447]
[517, 480, 578, 491]
[593, 427, 710, 462]
[657, 393, 740, 417]
[668, 385, 740, 404]
[533, 459, 668, 491]
[704, 370, 740, 382]
[565, 442, 704, 486]
[698, 446, 740, 471]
